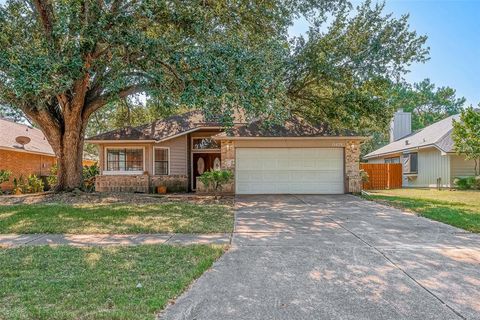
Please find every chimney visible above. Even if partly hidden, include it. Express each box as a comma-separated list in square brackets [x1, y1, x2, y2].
[390, 109, 412, 142]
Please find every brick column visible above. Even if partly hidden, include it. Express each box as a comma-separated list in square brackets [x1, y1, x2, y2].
[345, 140, 361, 193]
[220, 140, 235, 193]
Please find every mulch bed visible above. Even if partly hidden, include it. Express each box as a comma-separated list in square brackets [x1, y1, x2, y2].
[0, 191, 234, 206]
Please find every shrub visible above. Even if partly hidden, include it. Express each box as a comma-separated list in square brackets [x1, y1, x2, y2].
[454, 176, 479, 190]
[198, 169, 233, 194]
[12, 175, 28, 194]
[359, 169, 369, 183]
[82, 163, 99, 192]
[0, 170, 12, 194]
[47, 164, 58, 190]
[475, 176, 480, 190]
[27, 174, 44, 193]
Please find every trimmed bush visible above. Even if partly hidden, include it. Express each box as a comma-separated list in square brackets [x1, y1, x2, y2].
[454, 176, 480, 190]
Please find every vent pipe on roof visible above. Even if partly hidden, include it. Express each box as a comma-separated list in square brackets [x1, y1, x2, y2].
[390, 109, 412, 142]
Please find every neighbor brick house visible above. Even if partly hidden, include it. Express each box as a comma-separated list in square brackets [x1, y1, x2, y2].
[0, 118, 56, 190]
[87, 111, 366, 194]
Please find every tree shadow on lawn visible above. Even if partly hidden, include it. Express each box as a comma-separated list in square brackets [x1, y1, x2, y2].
[0, 202, 234, 234]
[366, 195, 480, 233]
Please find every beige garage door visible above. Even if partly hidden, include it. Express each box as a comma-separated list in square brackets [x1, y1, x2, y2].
[235, 148, 344, 194]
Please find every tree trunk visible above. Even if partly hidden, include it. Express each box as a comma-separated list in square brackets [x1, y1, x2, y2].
[42, 112, 88, 191]
[55, 133, 85, 191]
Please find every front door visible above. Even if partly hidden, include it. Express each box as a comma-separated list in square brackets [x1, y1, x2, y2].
[192, 153, 221, 189]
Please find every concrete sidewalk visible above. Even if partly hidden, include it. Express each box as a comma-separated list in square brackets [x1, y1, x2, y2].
[0, 233, 231, 247]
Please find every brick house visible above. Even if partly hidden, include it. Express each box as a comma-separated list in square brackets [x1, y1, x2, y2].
[0, 118, 56, 191]
[87, 111, 366, 194]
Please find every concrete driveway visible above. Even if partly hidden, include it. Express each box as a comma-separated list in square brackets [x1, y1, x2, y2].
[160, 195, 480, 320]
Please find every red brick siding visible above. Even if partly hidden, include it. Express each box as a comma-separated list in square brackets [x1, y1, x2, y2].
[0, 149, 56, 190]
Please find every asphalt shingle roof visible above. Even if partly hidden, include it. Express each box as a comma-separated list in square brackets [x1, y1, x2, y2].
[87, 111, 360, 142]
[364, 114, 460, 159]
[87, 111, 241, 141]
[0, 118, 54, 155]
[214, 116, 357, 138]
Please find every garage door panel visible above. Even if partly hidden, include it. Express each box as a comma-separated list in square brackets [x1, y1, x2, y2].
[235, 148, 344, 194]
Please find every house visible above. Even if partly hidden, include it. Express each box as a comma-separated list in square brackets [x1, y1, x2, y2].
[86, 111, 366, 194]
[0, 118, 56, 190]
[364, 109, 477, 188]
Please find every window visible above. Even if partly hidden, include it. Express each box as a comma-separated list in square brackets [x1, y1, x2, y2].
[385, 157, 400, 164]
[192, 138, 220, 150]
[106, 148, 143, 172]
[154, 148, 169, 175]
[402, 152, 418, 174]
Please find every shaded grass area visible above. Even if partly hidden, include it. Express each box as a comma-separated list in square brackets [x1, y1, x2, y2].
[365, 189, 480, 233]
[0, 202, 233, 234]
[0, 245, 224, 320]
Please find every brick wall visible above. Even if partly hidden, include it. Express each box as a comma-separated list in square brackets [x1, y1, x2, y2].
[220, 140, 235, 193]
[344, 140, 362, 193]
[95, 174, 188, 193]
[150, 175, 188, 192]
[0, 149, 56, 191]
[95, 175, 150, 193]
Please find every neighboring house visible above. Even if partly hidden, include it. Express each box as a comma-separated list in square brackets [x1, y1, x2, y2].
[83, 151, 99, 167]
[364, 110, 477, 188]
[87, 111, 365, 194]
[0, 118, 56, 190]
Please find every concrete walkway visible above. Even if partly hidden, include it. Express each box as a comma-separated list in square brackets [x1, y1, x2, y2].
[0, 233, 231, 247]
[160, 194, 480, 320]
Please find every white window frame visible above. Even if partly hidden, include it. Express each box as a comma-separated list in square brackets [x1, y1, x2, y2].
[104, 146, 145, 175]
[153, 147, 170, 175]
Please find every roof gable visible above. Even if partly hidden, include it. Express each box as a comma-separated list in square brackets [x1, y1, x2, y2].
[364, 114, 460, 159]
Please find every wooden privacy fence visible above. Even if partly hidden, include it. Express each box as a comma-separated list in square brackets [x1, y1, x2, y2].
[360, 163, 402, 190]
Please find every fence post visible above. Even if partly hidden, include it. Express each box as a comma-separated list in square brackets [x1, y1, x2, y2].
[387, 164, 390, 189]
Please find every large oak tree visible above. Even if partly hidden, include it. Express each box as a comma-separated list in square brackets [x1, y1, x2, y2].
[0, 0, 428, 190]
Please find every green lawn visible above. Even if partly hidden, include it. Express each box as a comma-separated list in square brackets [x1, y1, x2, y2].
[0, 244, 224, 320]
[0, 202, 233, 234]
[364, 189, 480, 233]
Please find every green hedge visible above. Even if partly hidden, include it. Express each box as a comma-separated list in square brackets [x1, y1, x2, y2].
[454, 176, 480, 190]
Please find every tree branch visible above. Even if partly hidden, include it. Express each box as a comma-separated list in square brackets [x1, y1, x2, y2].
[32, 0, 55, 42]
[83, 84, 146, 120]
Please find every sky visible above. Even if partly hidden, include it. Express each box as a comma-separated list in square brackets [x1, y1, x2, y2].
[290, 0, 480, 106]
[1, 0, 478, 106]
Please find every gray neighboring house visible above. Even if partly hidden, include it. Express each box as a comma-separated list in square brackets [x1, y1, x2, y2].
[364, 110, 477, 188]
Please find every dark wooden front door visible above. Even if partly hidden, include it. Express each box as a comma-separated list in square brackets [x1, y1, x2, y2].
[193, 153, 221, 189]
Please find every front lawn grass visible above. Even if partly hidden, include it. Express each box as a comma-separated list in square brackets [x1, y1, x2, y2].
[0, 244, 224, 320]
[0, 202, 233, 234]
[364, 189, 480, 233]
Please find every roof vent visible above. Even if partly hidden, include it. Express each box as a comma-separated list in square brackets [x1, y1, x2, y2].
[405, 140, 409, 145]
[15, 136, 31, 146]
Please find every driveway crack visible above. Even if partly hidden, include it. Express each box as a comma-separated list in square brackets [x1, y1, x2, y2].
[292, 194, 466, 320]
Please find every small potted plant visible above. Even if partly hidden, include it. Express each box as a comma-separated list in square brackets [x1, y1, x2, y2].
[157, 185, 167, 194]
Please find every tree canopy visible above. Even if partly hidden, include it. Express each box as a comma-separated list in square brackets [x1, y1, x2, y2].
[453, 107, 480, 175]
[389, 79, 465, 130]
[0, 0, 430, 189]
